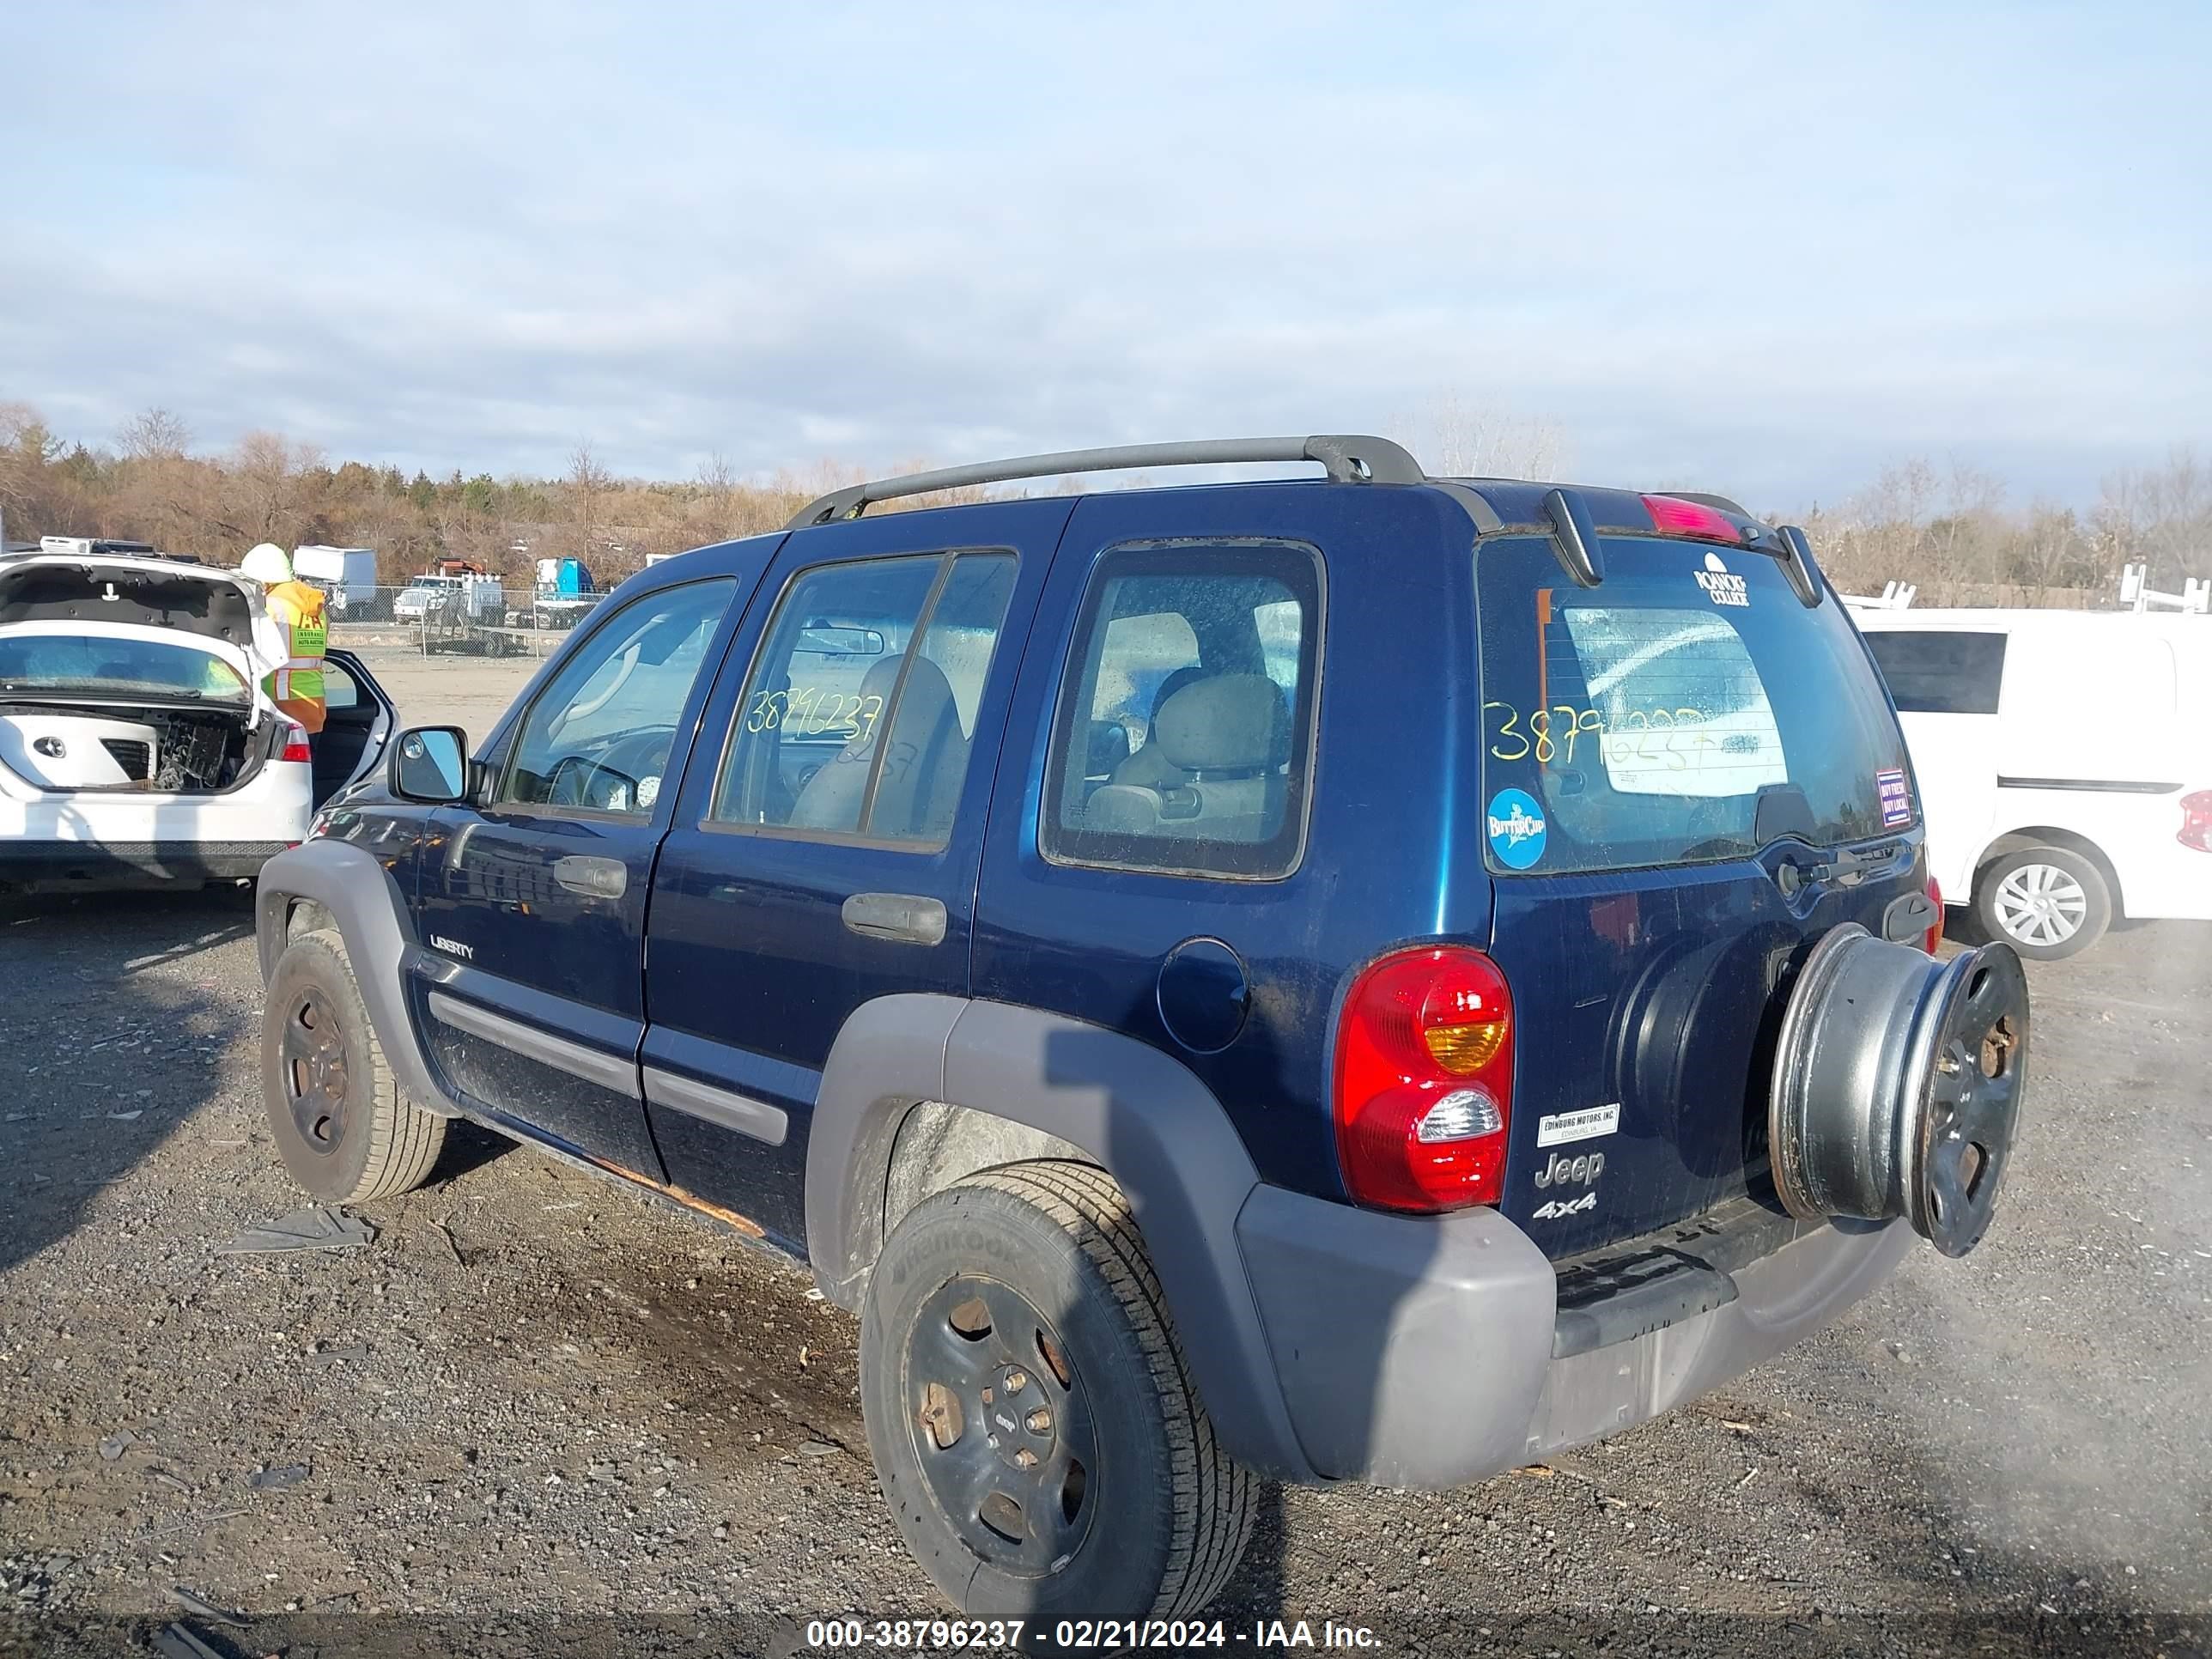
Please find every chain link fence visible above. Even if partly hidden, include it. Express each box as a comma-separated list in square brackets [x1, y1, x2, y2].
[322, 583, 609, 659]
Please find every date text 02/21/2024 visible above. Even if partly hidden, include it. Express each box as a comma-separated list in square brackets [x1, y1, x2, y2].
[801, 1618, 1381, 1650]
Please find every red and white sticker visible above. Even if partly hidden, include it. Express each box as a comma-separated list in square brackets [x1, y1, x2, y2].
[1875, 767, 1912, 828]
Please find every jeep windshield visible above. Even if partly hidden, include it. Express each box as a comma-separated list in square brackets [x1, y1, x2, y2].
[0, 635, 250, 704]
[1474, 535, 1911, 873]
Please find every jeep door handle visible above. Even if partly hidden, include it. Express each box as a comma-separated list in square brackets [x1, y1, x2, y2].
[842, 891, 947, 946]
[553, 854, 629, 900]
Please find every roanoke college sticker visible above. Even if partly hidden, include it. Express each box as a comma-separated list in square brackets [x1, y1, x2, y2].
[1486, 787, 1547, 869]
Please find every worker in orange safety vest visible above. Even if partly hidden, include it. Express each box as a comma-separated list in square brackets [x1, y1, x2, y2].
[240, 543, 329, 735]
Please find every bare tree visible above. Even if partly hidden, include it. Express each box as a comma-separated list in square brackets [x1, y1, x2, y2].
[696, 451, 739, 494]
[117, 407, 192, 461]
[567, 441, 612, 558]
[1403, 394, 1570, 481]
[2095, 447, 2209, 589]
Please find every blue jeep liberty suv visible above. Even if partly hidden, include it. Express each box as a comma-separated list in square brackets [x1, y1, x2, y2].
[253, 435, 2031, 1624]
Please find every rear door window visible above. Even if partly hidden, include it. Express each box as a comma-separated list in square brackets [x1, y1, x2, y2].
[1475, 537, 1912, 874]
[1043, 540, 1320, 878]
[1863, 629, 2008, 714]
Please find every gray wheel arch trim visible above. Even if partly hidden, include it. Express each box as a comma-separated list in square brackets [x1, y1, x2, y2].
[805, 993, 1316, 1480]
[254, 840, 462, 1120]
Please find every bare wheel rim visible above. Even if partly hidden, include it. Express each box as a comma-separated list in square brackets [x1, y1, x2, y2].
[1992, 862, 2087, 946]
[904, 1274, 1099, 1577]
[279, 986, 351, 1155]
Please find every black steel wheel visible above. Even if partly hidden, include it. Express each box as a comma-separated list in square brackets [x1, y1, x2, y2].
[259, 929, 447, 1203]
[860, 1161, 1254, 1626]
[906, 1274, 1099, 1575]
[277, 982, 352, 1155]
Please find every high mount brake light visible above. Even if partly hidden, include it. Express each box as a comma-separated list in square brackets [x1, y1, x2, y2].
[1334, 946, 1514, 1212]
[1924, 872, 1944, 953]
[2180, 790, 2212, 853]
[1642, 494, 1746, 544]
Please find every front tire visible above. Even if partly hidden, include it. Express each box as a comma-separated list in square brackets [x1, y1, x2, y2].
[260, 928, 447, 1201]
[1974, 846, 2111, 960]
[860, 1161, 1254, 1626]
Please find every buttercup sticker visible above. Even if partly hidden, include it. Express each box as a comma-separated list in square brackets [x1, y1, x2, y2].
[1694, 550, 1750, 607]
[1875, 766, 1912, 828]
[1486, 787, 1547, 869]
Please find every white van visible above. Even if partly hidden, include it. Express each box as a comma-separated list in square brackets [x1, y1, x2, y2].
[1857, 609, 2211, 957]
[293, 545, 379, 614]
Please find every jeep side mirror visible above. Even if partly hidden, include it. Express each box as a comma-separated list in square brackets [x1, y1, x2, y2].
[391, 726, 471, 804]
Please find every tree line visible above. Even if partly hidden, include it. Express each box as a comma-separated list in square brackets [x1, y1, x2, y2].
[2, 400, 2204, 606]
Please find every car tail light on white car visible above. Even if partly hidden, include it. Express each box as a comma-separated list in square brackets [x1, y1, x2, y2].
[2179, 791, 2212, 853]
[281, 721, 313, 764]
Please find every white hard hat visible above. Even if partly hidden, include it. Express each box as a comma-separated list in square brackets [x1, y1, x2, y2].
[240, 543, 292, 584]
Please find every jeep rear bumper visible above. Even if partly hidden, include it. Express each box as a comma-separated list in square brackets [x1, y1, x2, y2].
[1236, 1184, 1911, 1488]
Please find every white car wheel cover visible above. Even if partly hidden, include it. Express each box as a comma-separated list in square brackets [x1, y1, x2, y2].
[1992, 862, 2088, 945]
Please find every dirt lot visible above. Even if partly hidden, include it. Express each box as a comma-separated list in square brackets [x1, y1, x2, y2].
[2, 651, 2207, 1656]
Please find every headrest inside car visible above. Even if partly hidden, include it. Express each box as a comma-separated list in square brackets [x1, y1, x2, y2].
[1154, 673, 1283, 777]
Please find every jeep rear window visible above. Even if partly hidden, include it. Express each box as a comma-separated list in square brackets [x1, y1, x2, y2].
[1474, 536, 1912, 874]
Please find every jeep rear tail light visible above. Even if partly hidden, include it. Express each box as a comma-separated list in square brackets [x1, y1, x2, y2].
[281, 722, 312, 764]
[2181, 791, 2212, 853]
[1642, 494, 1745, 545]
[1924, 872, 1944, 953]
[1334, 945, 1514, 1212]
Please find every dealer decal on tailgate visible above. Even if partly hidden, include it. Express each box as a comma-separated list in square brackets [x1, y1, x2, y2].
[1536, 1102, 1620, 1146]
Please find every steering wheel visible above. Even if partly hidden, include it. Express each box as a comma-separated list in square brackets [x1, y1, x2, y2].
[546, 753, 641, 812]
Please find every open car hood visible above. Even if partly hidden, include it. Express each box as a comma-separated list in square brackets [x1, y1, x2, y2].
[0, 556, 258, 652]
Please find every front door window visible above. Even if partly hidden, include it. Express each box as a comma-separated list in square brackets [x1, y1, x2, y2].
[498, 580, 735, 817]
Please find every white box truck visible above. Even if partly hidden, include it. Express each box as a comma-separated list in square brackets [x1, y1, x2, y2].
[293, 546, 380, 615]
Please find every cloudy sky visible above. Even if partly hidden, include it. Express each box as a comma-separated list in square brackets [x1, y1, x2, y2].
[4, 2, 2206, 508]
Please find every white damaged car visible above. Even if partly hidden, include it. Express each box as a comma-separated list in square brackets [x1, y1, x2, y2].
[0, 553, 394, 896]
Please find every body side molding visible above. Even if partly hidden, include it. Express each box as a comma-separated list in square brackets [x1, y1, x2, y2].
[643, 1066, 790, 1146]
[426, 989, 641, 1098]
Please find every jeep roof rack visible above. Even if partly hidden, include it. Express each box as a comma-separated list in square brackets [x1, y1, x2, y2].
[786, 434, 1426, 529]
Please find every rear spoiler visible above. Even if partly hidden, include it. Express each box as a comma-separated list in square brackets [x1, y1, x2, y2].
[1537, 488, 1825, 607]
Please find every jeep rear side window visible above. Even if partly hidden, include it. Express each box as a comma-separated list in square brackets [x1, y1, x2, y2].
[497, 579, 735, 817]
[711, 551, 1016, 847]
[1475, 536, 1911, 873]
[1043, 541, 1321, 879]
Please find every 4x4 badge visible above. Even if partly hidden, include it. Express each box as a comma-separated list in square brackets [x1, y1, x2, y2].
[1532, 1191, 1597, 1221]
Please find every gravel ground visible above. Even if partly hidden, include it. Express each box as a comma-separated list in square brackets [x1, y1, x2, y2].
[1, 653, 2206, 1657]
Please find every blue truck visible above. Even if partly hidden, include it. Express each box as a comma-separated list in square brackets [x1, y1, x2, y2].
[250, 436, 2029, 1627]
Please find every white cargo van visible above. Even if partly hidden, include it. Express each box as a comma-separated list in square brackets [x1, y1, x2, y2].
[1858, 609, 2211, 957]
